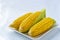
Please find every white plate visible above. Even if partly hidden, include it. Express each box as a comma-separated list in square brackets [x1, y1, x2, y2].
[9, 24, 57, 40]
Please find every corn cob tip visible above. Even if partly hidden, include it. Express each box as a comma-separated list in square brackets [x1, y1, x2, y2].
[47, 17, 56, 23]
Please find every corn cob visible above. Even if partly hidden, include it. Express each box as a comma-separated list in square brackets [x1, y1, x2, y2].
[28, 17, 56, 37]
[10, 13, 32, 30]
[19, 9, 46, 32]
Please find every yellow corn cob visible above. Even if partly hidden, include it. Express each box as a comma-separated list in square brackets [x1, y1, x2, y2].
[28, 17, 56, 37]
[10, 13, 32, 30]
[19, 10, 46, 32]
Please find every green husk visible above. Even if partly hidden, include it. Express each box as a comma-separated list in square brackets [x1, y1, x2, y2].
[32, 9, 46, 25]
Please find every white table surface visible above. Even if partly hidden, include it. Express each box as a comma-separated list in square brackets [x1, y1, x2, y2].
[0, 0, 60, 40]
